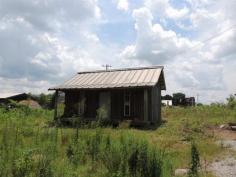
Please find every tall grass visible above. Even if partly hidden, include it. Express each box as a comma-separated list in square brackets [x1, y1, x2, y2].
[0, 104, 235, 177]
[0, 107, 166, 177]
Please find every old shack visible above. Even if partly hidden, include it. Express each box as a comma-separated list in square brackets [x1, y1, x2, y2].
[49, 66, 166, 124]
[0, 93, 41, 109]
[0, 93, 29, 103]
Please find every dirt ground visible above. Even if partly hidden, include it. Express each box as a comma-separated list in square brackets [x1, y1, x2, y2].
[214, 128, 236, 140]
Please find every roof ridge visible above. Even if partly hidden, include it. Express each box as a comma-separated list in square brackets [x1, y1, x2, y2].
[77, 65, 164, 74]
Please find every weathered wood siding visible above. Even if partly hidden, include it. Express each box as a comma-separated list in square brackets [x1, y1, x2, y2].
[132, 89, 144, 121]
[110, 90, 123, 120]
[150, 83, 161, 123]
[84, 91, 99, 119]
[110, 89, 144, 121]
[64, 91, 79, 117]
[62, 87, 161, 123]
[64, 90, 99, 119]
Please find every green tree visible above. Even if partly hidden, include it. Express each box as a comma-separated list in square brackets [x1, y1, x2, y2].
[32, 93, 55, 109]
[173, 93, 186, 106]
[226, 94, 236, 109]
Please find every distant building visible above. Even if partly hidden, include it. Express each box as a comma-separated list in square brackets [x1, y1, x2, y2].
[161, 94, 173, 106]
[167, 93, 195, 107]
[162, 100, 172, 106]
[185, 97, 195, 106]
[0, 93, 41, 109]
[172, 93, 185, 106]
[0, 93, 29, 103]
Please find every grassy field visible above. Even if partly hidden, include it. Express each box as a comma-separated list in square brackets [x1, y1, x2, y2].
[0, 105, 235, 177]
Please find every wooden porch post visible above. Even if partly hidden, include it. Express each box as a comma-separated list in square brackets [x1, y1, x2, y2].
[144, 89, 148, 122]
[151, 87, 154, 123]
[54, 90, 58, 120]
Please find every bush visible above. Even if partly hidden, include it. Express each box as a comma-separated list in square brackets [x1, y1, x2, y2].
[188, 143, 200, 177]
[12, 150, 33, 177]
[35, 155, 53, 177]
[102, 143, 122, 175]
[128, 146, 139, 177]
[96, 106, 111, 127]
[227, 94, 236, 109]
[138, 142, 149, 177]
[86, 130, 102, 162]
[149, 151, 162, 177]
[66, 145, 74, 163]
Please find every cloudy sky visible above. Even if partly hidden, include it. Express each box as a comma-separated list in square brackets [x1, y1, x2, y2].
[0, 0, 235, 103]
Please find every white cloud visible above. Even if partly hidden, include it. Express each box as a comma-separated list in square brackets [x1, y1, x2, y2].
[0, 0, 105, 93]
[0, 77, 52, 94]
[121, 1, 236, 103]
[121, 7, 195, 64]
[145, 0, 189, 19]
[115, 0, 129, 11]
[0, 0, 235, 103]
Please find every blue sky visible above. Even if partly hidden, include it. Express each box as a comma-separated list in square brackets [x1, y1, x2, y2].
[0, 0, 235, 103]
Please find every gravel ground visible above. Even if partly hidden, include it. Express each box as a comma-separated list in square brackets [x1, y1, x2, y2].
[209, 138, 236, 177]
[209, 157, 236, 177]
[216, 140, 236, 151]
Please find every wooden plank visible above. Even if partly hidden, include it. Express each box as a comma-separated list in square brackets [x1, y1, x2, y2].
[84, 91, 99, 119]
[144, 89, 148, 122]
[78, 91, 85, 117]
[156, 84, 161, 122]
[111, 90, 123, 120]
[54, 90, 58, 120]
[231, 126, 236, 131]
[151, 87, 154, 123]
[149, 84, 161, 124]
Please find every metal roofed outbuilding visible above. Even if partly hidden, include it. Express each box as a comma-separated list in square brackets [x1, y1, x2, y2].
[49, 66, 166, 126]
[49, 66, 166, 90]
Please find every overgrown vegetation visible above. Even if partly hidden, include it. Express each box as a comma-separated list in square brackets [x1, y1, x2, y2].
[188, 143, 200, 177]
[226, 94, 236, 109]
[0, 97, 235, 177]
[31, 93, 56, 109]
[0, 106, 167, 177]
[96, 105, 112, 127]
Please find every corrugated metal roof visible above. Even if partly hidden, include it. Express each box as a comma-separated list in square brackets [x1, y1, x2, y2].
[0, 93, 24, 99]
[49, 66, 166, 90]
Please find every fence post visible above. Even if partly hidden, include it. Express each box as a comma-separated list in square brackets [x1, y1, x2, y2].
[54, 90, 58, 120]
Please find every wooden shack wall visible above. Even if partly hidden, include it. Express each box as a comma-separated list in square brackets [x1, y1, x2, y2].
[110, 89, 144, 121]
[132, 89, 144, 121]
[84, 91, 99, 119]
[157, 83, 162, 122]
[150, 83, 161, 123]
[63, 88, 146, 121]
[110, 90, 123, 120]
[64, 91, 79, 117]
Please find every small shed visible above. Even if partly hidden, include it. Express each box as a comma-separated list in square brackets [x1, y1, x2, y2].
[0, 93, 41, 109]
[162, 100, 173, 106]
[49, 66, 166, 124]
[0, 93, 29, 103]
[161, 94, 173, 106]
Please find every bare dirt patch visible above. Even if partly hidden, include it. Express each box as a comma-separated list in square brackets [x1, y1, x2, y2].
[214, 129, 236, 140]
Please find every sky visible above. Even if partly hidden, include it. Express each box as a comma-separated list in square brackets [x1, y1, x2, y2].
[0, 0, 235, 104]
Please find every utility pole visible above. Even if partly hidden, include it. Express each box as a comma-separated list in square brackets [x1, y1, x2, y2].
[102, 64, 112, 71]
[196, 93, 199, 105]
